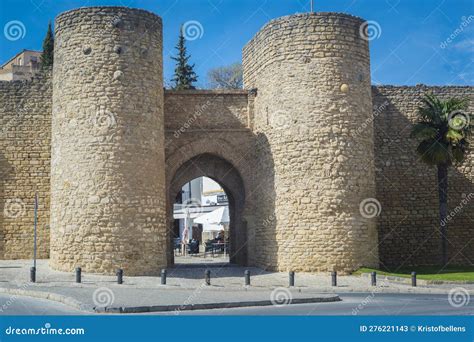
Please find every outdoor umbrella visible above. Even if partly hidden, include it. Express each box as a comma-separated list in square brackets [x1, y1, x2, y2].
[194, 206, 229, 226]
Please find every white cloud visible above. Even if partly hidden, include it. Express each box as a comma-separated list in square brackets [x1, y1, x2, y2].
[454, 39, 474, 52]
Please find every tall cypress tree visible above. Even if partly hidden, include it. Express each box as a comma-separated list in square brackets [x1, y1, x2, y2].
[40, 21, 54, 69]
[171, 25, 198, 90]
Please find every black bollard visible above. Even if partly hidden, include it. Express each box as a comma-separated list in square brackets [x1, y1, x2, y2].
[161, 269, 167, 285]
[75, 267, 81, 283]
[116, 268, 123, 284]
[331, 271, 337, 287]
[244, 270, 250, 286]
[371, 271, 377, 286]
[30, 267, 36, 283]
[411, 272, 417, 287]
[289, 271, 295, 287]
[205, 269, 211, 285]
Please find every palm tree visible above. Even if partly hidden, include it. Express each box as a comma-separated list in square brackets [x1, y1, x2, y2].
[411, 94, 471, 266]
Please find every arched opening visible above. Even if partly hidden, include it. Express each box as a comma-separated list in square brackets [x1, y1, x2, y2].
[167, 153, 247, 267]
[173, 177, 230, 265]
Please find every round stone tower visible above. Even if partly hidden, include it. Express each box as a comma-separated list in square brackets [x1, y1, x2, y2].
[243, 13, 379, 273]
[50, 7, 166, 275]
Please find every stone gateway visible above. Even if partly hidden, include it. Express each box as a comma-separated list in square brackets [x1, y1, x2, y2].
[0, 7, 472, 275]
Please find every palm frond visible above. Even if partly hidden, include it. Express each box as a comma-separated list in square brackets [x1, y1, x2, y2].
[417, 94, 443, 124]
[452, 146, 465, 164]
[445, 97, 469, 114]
[413, 94, 471, 166]
[416, 139, 450, 166]
[411, 122, 437, 139]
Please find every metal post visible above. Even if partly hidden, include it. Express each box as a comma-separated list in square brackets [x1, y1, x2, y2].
[33, 193, 38, 270]
[30, 194, 38, 284]
[310, 0, 314, 13]
[289, 271, 295, 287]
[371, 271, 377, 286]
[244, 270, 250, 286]
[411, 272, 417, 287]
[30, 266, 36, 283]
[75, 267, 81, 283]
[331, 271, 337, 287]
[117, 268, 123, 284]
[205, 269, 211, 285]
[161, 269, 167, 285]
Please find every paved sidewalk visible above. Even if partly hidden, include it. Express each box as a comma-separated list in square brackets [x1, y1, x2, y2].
[0, 259, 472, 313]
[0, 286, 340, 313]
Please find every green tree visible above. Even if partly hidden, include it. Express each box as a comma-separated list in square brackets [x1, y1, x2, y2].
[40, 21, 54, 69]
[207, 62, 243, 89]
[411, 94, 471, 265]
[171, 25, 198, 90]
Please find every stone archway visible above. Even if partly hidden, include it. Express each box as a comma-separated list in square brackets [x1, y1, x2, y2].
[167, 153, 247, 266]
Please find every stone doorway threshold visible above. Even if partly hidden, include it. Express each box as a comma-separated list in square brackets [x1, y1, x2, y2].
[173, 255, 230, 268]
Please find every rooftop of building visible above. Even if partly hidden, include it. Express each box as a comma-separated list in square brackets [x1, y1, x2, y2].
[0, 49, 42, 69]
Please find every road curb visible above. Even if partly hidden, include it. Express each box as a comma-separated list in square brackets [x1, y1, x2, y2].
[0, 283, 471, 314]
[95, 295, 342, 313]
[0, 287, 94, 313]
[311, 287, 474, 295]
[0, 286, 340, 314]
[359, 272, 474, 285]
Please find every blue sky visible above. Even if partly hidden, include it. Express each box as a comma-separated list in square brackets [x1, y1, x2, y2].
[0, 0, 472, 87]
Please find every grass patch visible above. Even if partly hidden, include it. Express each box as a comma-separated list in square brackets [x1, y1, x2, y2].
[353, 266, 474, 281]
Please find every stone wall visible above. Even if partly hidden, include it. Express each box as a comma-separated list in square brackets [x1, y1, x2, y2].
[49, 7, 166, 275]
[163, 90, 257, 266]
[0, 7, 472, 275]
[243, 13, 379, 273]
[0, 71, 52, 260]
[372, 85, 474, 267]
[164, 90, 250, 131]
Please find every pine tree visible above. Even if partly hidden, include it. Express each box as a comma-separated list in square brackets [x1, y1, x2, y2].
[40, 21, 54, 69]
[171, 25, 198, 90]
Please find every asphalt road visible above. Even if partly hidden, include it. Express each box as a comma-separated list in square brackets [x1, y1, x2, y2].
[0, 294, 85, 315]
[168, 293, 474, 316]
[0, 293, 472, 315]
